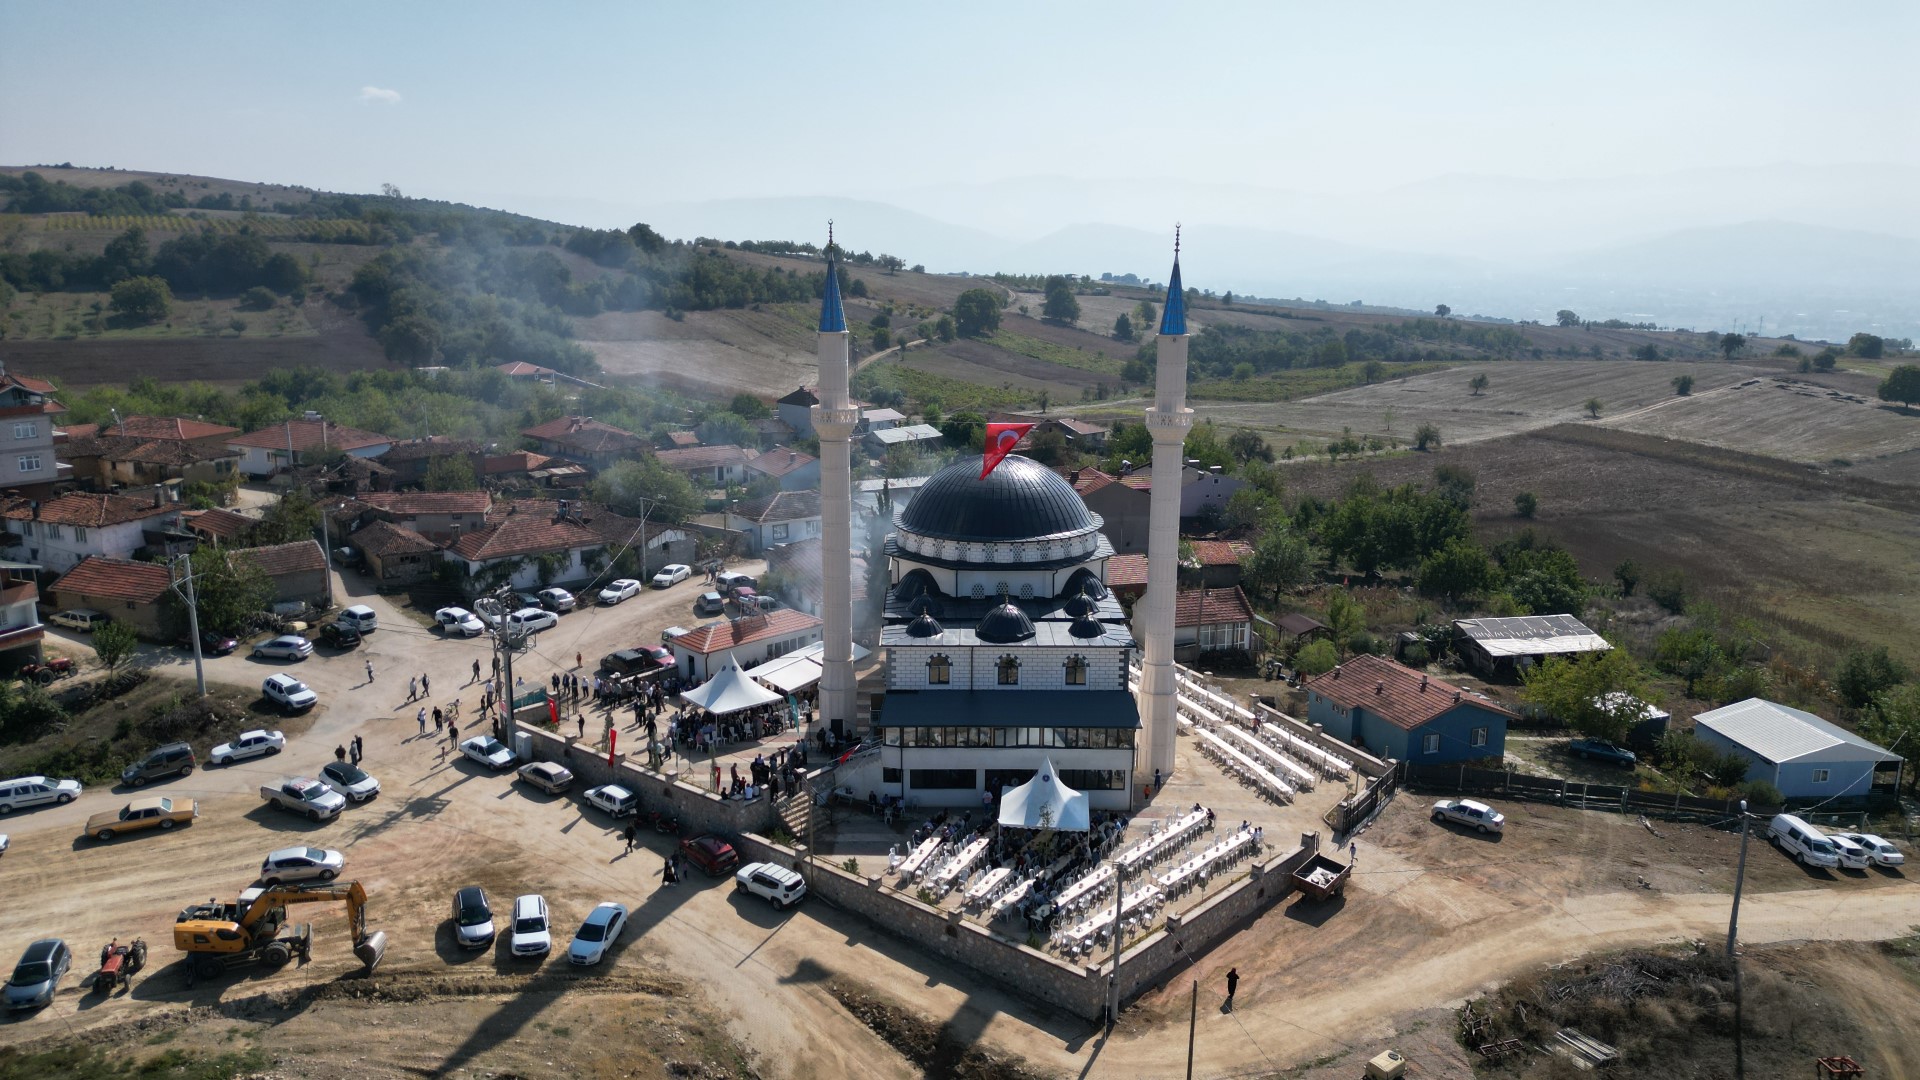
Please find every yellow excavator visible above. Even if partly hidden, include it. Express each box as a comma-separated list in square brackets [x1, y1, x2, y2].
[173, 880, 388, 982]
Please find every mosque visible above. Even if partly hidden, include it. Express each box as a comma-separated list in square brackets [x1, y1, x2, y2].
[808, 236, 1192, 810]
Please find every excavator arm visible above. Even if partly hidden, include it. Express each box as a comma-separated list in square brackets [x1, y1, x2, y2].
[184, 881, 386, 973]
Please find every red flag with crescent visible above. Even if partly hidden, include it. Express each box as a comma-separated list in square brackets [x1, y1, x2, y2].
[980, 422, 1034, 479]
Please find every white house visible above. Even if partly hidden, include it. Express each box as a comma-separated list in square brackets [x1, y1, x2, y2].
[226, 419, 393, 478]
[725, 490, 822, 555]
[0, 489, 182, 574]
[0, 366, 67, 494]
[1694, 698, 1904, 801]
[442, 500, 643, 594]
[668, 608, 824, 681]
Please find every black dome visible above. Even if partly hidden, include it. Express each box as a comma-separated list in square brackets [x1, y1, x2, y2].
[975, 602, 1036, 643]
[1062, 588, 1098, 618]
[907, 612, 944, 638]
[899, 455, 1095, 542]
[894, 569, 939, 604]
[1069, 614, 1105, 639]
[1060, 568, 1109, 600]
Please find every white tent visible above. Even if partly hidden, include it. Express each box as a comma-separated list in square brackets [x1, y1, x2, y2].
[997, 757, 1090, 833]
[678, 654, 781, 716]
[744, 640, 875, 694]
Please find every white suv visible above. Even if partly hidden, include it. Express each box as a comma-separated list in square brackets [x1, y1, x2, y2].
[505, 608, 559, 636]
[262, 674, 318, 713]
[734, 862, 807, 910]
[0, 776, 83, 815]
[510, 894, 551, 957]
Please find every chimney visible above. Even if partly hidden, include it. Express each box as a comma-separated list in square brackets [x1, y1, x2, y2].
[1375, 681, 1384, 695]
[1331, 665, 1340, 679]
[152, 484, 164, 508]
[1420, 674, 1429, 691]
[788, 450, 796, 464]
[30, 500, 40, 521]
[1453, 690, 1462, 703]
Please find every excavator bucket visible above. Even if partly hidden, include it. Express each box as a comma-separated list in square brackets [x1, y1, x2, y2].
[354, 931, 388, 973]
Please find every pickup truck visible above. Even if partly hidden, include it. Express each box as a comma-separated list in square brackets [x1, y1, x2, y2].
[259, 776, 346, 821]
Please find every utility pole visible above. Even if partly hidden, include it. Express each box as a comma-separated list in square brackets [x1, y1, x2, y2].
[318, 500, 337, 609]
[1727, 799, 1750, 958]
[1107, 862, 1126, 1029]
[1186, 979, 1197, 1079]
[166, 548, 207, 699]
[1728, 799, 1750, 1080]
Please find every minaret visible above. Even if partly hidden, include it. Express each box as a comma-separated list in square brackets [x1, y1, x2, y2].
[813, 227, 859, 733]
[1138, 230, 1192, 792]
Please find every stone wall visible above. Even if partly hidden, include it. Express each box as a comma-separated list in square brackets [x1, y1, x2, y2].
[1256, 702, 1392, 778]
[517, 725, 779, 839]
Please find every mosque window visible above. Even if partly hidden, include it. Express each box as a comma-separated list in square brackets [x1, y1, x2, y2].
[1065, 655, 1088, 686]
[971, 583, 986, 599]
[997, 655, 1021, 685]
[1019, 583, 1034, 599]
[926, 654, 951, 685]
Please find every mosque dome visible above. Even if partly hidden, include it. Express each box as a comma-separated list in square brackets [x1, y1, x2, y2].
[907, 612, 944, 638]
[975, 601, 1036, 644]
[899, 455, 1097, 544]
[1069, 613, 1106, 639]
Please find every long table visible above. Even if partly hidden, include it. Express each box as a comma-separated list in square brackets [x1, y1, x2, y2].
[933, 836, 991, 890]
[1060, 885, 1163, 949]
[896, 836, 942, 882]
[1116, 808, 1208, 871]
[1156, 826, 1256, 893]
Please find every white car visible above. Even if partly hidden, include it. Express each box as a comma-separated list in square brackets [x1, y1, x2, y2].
[1431, 798, 1505, 834]
[598, 579, 642, 605]
[0, 776, 83, 815]
[262, 674, 318, 713]
[567, 902, 628, 966]
[460, 736, 516, 771]
[583, 784, 638, 818]
[1835, 833, 1904, 868]
[435, 607, 485, 637]
[211, 729, 286, 765]
[1826, 833, 1873, 870]
[251, 634, 313, 660]
[537, 587, 576, 612]
[516, 761, 575, 794]
[651, 564, 691, 588]
[510, 894, 551, 957]
[320, 761, 381, 803]
[504, 607, 559, 636]
[734, 862, 807, 910]
[259, 846, 345, 885]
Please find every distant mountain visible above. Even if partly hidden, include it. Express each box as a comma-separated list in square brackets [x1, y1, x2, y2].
[1549, 220, 1920, 290]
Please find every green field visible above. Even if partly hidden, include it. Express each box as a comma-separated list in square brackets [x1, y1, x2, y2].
[984, 329, 1129, 377]
[2, 289, 317, 341]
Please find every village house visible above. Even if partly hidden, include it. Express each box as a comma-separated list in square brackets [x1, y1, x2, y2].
[520, 415, 649, 470]
[859, 407, 907, 433]
[660, 430, 701, 451]
[443, 499, 645, 594]
[1104, 553, 1149, 602]
[0, 365, 68, 496]
[378, 436, 484, 488]
[1305, 653, 1514, 765]
[226, 419, 394, 478]
[101, 415, 240, 450]
[1169, 585, 1258, 662]
[58, 433, 242, 491]
[1117, 462, 1247, 519]
[655, 444, 755, 487]
[724, 490, 822, 555]
[231, 540, 330, 609]
[742, 447, 819, 492]
[178, 507, 256, 547]
[347, 519, 439, 587]
[854, 476, 928, 517]
[1061, 467, 1150, 554]
[1184, 539, 1252, 589]
[667, 607, 824, 681]
[358, 490, 492, 545]
[864, 424, 944, 457]
[775, 386, 820, 437]
[0, 560, 46, 667]
[1452, 614, 1610, 679]
[0, 489, 182, 574]
[1694, 698, 1905, 802]
[45, 556, 173, 639]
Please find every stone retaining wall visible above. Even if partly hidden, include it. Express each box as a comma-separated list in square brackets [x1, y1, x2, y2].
[518, 725, 778, 839]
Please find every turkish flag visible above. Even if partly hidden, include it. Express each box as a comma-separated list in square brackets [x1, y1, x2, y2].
[980, 423, 1034, 479]
[608, 729, 618, 766]
[548, 695, 559, 728]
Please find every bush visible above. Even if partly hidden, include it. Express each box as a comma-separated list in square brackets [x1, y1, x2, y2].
[1401, 642, 1430, 667]
[1645, 569, 1688, 614]
[1512, 491, 1538, 518]
[1294, 639, 1338, 676]
[240, 285, 278, 311]
[1737, 779, 1783, 807]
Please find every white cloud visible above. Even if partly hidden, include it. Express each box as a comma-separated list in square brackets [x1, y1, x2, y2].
[358, 86, 402, 105]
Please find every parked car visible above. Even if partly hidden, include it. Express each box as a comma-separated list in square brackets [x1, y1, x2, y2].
[505, 607, 559, 636]
[734, 862, 807, 910]
[567, 902, 629, 966]
[1768, 813, 1840, 868]
[1431, 798, 1505, 834]
[452, 886, 496, 950]
[1834, 832, 1904, 868]
[714, 571, 756, 595]
[259, 776, 347, 821]
[640, 645, 673, 669]
[87, 795, 196, 840]
[251, 634, 314, 660]
[4, 939, 72, 1010]
[1826, 833, 1873, 870]
[210, 729, 286, 766]
[651, 564, 692, 588]
[601, 649, 652, 676]
[509, 894, 551, 957]
[516, 761, 575, 795]
[661, 626, 690, 645]
[336, 605, 379, 634]
[512, 591, 546, 612]
[121, 742, 195, 787]
[1568, 738, 1637, 766]
[460, 736, 516, 771]
[319, 623, 361, 649]
[537, 587, 577, 612]
[0, 776, 83, 814]
[194, 630, 239, 656]
[599, 579, 643, 605]
[435, 607, 485, 637]
[332, 545, 363, 569]
[259, 846, 345, 885]
[320, 761, 381, 803]
[729, 586, 760, 610]
[679, 835, 740, 876]
[262, 674, 318, 713]
[584, 784, 639, 818]
[752, 594, 784, 612]
[694, 591, 725, 616]
[49, 609, 108, 632]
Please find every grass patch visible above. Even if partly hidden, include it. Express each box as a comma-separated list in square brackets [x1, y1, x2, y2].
[855, 361, 1031, 414]
[985, 330, 1128, 376]
[2, 290, 316, 342]
[1190, 361, 1456, 403]
[0, 1045, 268, 1080]
[0, 676, 291, 787]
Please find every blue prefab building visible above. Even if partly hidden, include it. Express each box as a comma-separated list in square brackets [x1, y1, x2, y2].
[1693, 698, 1904, 801]
[1303, 654, 1514, 764]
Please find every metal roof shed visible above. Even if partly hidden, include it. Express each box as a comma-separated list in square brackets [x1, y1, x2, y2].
[1452, 614, 1610, 678]
[1693, 697, 1903, 800]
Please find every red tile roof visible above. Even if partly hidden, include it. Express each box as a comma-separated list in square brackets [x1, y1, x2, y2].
[61, 434, 238, 466]
[480, 451, 556, 475]
[104, 415, 240, 441]
[50, 557, 171, 604]
[380, 436, 483, 463]
[1, 491, 176, 527]
[1106, 554, 1149, 588]
[446, 501, 642, 562]
[744, 448, 816, 479]
[1060, 467, 1118, 494]
[232, 540, 327, 578]
[350, 519, 439, 558]
[58, 423, 100, 440]
[520, 415, 648, 456]
[1188, 540, 1253, 567]
[1173, 585, 1254, 628]
[728, 490, 821, 525]
[2, 372, 61, 396]
[664, 431, 700, 449]
[180, 507, 255, 541]
[1050, 418, 1109, 436]
[655, 444, 753, 472]
[1303, 653, 1519, 731]
[498, 361, 560, 378]
[1116, 473, 1152, 491]
[360, 491, 492, 516]
[672, 608, 823, 657]
[228, 419, 391, 452]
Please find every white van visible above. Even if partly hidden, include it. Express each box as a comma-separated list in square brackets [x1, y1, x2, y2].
[1767, 813, 1839, 868]
[335, 605, 378, 634]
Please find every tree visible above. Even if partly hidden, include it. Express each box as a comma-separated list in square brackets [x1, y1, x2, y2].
[1847, 333, 1885, 359]
[953, 289, 1001, 337]
[728, 393, 770, 419]
[1433, 464, 1475, 509]
[1323, 590, 1365, 656]
[1243, 527, 1316, 603]
[240, 285, 277, 311]
[1113, 313, 1134, 342]
[187, 550, 274, 634]
[1520, 647, 1650, 744]
[1861, 684, 1920, 789]
[1513, 491, 1538, 518]
[92, 620, 139, 673]
[1584, 398, 1603, 419]
[1041, 276, 1080, 324]
[1226, 428, 1272, 465]
[877, 254, 905, 274]
[1134, 299, 1158, 332]
[1294, 639, 1338, 676]
[1613, 559, 1641, 596]
[1435, 304, 1451, 318]
[1413, 423, 1442, 451]
[1035, 389, 1050, 414]
[379, 313, 441, 366]
[1631, 344, 1661, 362]
[1501, 545, 1586, 615]
[1468, 373, 1490, 396]
[938, 411, 987, 453]
[1556, 309, 1580, 327]
[1418, 538, 1494, 601]
[423, 455, 479, 492]
[1222, 291, 1234, 307]
[1812, 347, 1841, 372]
[1023, 426, 1070, 466]
[1672, 374, 1694, 396]
[1718, 332, 1746, 361]
[109, 275, 172, 324]
[871, 326, 891, 351]
[1878, 365, 1920, 411]
[587, 456, 701, 524]
[252, 488, 321, 546]
[99, 226, 150, 283]
[1645, 568, 1687, 614]
[694, 411, 753, 448]
[1835, 646, 1910, 709]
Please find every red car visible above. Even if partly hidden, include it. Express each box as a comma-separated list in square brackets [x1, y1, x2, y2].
[679, 835, 739, 876]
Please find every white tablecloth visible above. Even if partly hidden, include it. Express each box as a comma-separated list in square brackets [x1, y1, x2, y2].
[934, 836, 991, 888]
[1055, 864, 1115, 909]
[897, 837, 941, 880]
[966, 867, 1012, 904]
[1062, 886, 1162, 947]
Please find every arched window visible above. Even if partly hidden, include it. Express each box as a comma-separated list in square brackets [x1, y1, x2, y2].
[926, 654, 951, 686]
[970, 583, 986, 599]
[1064, 655, 1088, 686]
[997, 655, 1021, 686]
[1019, 583, 1035, 599]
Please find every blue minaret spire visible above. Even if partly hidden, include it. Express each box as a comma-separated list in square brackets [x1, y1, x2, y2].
[818, 220, 847, 333]
[1159, 224, 1187, 335]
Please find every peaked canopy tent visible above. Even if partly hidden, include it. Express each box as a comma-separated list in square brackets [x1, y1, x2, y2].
[998, 757, 1090, 833]
[678, 654, 781, 716]
[743, 640, 874, 694]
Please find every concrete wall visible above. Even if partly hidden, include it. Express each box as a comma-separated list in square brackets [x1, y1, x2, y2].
[517, 724, 779, 839]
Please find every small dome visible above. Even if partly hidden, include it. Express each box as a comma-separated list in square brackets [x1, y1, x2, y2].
[1060, 568, 1109, 600]
[908, 594, 942, 618]
[1069, 614, 1105, 639]
[1062, 589, 1098, 618]
[975, 602, 1036, 644]
[907, 612, 944, 638]
[899, 454, 1096, 543]
[894, 569, 939, 603]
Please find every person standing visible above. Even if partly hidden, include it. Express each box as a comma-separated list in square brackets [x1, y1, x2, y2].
[408, 676, 418, 702]
[472, 659, 481, 684]
[422, 673, 431, 697]
[366, 659, 375, 683]
[576, 651, 583, 671]
[417, 709, 427, 735]
[622, 822, 637, 853]
[433, 707, 444, 733]
[448, 722, 459, 750]
[335, 744, 347, 762]
[353, 735, 364, 764]
[1225, 968, 1240, 1012]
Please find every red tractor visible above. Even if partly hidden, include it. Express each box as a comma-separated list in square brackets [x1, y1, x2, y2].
[17, 657, 74, 686]
[94, 938, 147, 994]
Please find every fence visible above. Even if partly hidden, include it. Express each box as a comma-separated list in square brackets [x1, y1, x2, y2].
[1402, 763, 1783, 825]
[1325, 762, 1401, 837]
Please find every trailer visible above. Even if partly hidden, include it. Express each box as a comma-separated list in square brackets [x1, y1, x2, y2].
[1290, 853, 1351, 901]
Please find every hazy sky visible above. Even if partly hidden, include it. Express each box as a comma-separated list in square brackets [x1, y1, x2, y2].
[4, 0, 1915, 216]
